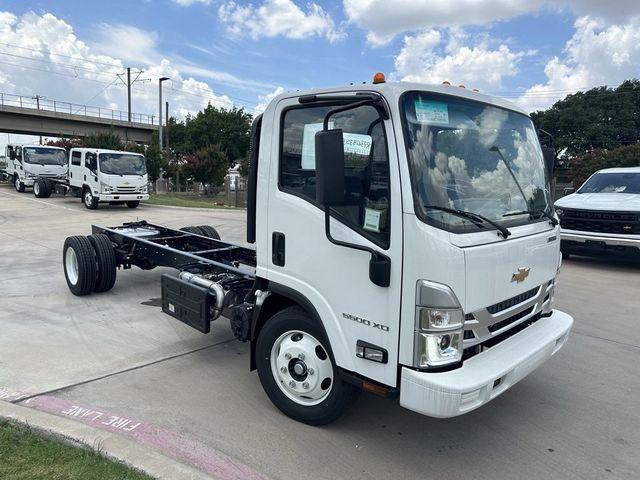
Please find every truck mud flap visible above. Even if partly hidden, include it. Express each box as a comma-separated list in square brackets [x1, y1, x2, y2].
[161, 274, 214, 333]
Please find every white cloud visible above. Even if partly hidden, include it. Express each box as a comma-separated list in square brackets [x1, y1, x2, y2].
[0, 11, 235, 129]
[254, 86, 284, 115]
[173, 0, 211, 5]
[343, 0, 640, 46]
[219, 0, 344, 42]
[393, 29, 525, 91]
[517, 16, 640, 112]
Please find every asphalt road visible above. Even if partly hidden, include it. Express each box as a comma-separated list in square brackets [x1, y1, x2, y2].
[1, 184, 638, 480]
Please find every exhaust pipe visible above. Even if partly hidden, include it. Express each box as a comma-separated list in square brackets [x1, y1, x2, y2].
[179, 272, 226, 320]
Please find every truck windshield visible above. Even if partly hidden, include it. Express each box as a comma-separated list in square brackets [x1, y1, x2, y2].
[23, 147, 66, 166]
[578, 172, 640, 194]
[401, 92, 552, 233]
[98, 153, 146, 176]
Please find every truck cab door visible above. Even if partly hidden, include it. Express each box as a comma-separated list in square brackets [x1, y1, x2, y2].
[83, 152, 99, 192]
[264, 96, 403, 388]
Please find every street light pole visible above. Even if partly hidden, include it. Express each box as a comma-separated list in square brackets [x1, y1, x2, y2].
[158, 77, 169, 151]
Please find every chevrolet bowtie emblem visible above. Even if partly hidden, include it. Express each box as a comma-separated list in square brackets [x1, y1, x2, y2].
[511, 267, 530, 283]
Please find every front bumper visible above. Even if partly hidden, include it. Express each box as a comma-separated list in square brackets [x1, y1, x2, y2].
[99, 193, 149, 202]
[561, 231, 640, 251]
[399, 310, 573, 418]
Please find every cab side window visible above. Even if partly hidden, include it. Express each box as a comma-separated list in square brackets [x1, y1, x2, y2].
[280, 104, 391, 248]
[71, 151, 81, 166]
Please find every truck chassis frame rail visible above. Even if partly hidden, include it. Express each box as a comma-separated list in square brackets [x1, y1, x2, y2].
[65, 221, 257, 337]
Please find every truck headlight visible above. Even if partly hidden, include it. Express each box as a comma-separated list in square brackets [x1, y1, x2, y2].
[141, 185, 148, 194]
[414, 281, 465, 369]
[25, 171, 36, 179]
[100, 182, 112, 193]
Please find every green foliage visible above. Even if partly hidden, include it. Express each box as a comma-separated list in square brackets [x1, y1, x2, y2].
[80, 132, 124, 150]
[0, 421, 152, 480]
[569, 144, 640, 186]
[183, 144, 229, 194]
[169, 105, 252, 165]
[531, 79, 640, 156]
[45, 138, 81, 150]
[143, 132, 163, 182]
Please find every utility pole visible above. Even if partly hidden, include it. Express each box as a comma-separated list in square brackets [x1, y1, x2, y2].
[165, 101, 170, 149]
[34, 95, 43, 144]
[116, 68, 147, 123]
[158, 77, 169, 151]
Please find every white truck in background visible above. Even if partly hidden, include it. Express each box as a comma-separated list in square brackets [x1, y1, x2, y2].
[555, 167, 640, 258]
[62, 76, 573, 425]
[33, 148, 149, 209]
[4, 144, 67, 192]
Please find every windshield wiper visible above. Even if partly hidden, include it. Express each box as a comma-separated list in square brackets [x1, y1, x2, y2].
[503, 209, 558, 226]
[424, 205, 511, 238]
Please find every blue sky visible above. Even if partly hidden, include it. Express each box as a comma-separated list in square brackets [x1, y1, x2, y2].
[0, 0, 639, 150]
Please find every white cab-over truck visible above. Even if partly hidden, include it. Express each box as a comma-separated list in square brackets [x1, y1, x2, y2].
[4, 144, 67, 192]
[555, 167, 640, 258]
[62, 78, 573, 425]
[32, 148, 149, 209]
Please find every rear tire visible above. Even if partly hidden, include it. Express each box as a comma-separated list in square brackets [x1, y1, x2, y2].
[126, 201, 140, 208]
[197, 225, 220, 240]
[87, 234, 117, 293]
[83, 188, 98, 209]
[63, 236, 97, 296]
[14, 175, 25, 193]
[33, 178, 51, 198]
[256, 306, 358, 425]
[180, 226, 203, 235]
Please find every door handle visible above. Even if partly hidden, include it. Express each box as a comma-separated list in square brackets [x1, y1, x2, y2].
[272, 232, 285, 266]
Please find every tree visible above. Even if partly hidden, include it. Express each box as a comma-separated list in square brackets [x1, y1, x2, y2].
[80, 132, 124, 150]
[142, 133, 164, 183]
[46, 137, 81, 150]
[182, 144, 228, 195]
[531, 79, 640, 156]
[569, 144, 640, 186]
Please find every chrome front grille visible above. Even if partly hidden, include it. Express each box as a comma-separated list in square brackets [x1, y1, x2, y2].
[463, 281, 553, 354]
[115, 186, 138, 193]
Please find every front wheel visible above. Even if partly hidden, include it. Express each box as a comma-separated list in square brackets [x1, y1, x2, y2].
[126, 201, 140, 208]
[256, 306, 358, 425]
[83, 188, 98, 209]
[14, 175, 25, 193]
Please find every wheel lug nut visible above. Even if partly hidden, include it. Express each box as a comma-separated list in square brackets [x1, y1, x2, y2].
[280, 366, 287, 373]
[308, 368, 314, 375]
[289, 381, 296, 388]
[298, 353, 305, 360]
[284, 353, 292, 360]
[303, 382, 310, 389]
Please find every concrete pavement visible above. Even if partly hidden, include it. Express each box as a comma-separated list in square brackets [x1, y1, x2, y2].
[1, 184, 639, 479]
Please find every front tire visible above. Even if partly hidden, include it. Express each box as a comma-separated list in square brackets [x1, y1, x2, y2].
[83, 188, 98, 209]
[14, 175, 25, 193]
[63, 236, 97, 296]
[256, 306, 358, 425]
[126, 201, 140, 208]
[180, 226, 203, 235]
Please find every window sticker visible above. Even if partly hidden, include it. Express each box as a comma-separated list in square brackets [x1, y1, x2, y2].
[343, 133, 372, 156]
[301, 122, 333, 169]
[363, 208, 382, 232]
[415, 100, 449, 124]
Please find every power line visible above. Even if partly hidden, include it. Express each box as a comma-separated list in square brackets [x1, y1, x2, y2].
[0, 41, 125, 69]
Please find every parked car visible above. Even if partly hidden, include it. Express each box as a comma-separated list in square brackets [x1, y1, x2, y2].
[554, 167, 640, 258]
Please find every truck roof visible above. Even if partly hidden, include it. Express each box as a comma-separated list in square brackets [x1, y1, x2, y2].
[70, 148, 143, 155]
[267, 80, 529, 117]
[7, 144, 66, 149]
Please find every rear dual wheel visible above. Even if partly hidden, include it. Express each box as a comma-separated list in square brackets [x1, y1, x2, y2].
[33, 178, 52, 198]
[63, 234, 117, 296]
[180, 225, 221, 240]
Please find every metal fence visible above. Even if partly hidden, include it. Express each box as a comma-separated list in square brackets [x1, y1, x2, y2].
[0, 91, 156, 125]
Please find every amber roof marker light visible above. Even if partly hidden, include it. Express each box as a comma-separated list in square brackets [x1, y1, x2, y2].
[373, 72, 386, 84]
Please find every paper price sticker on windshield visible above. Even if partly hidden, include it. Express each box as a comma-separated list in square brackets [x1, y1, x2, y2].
[363, 208, 382, 232]
[415, 100, 449, 124]
[343, 133, 372, 156]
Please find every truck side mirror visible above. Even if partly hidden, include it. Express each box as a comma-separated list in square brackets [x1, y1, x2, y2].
[86, 154, 97, 173]
[315, 129, 345, 206]
[9, 150, 15, 160]
[542, 147, 555, 176]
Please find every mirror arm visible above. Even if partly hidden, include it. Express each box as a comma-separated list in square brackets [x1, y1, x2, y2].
[323, 98, 388, 131]
[324, 208, 390, 287]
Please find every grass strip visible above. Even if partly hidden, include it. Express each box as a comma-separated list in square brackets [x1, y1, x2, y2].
[0, 421, 153, 480]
